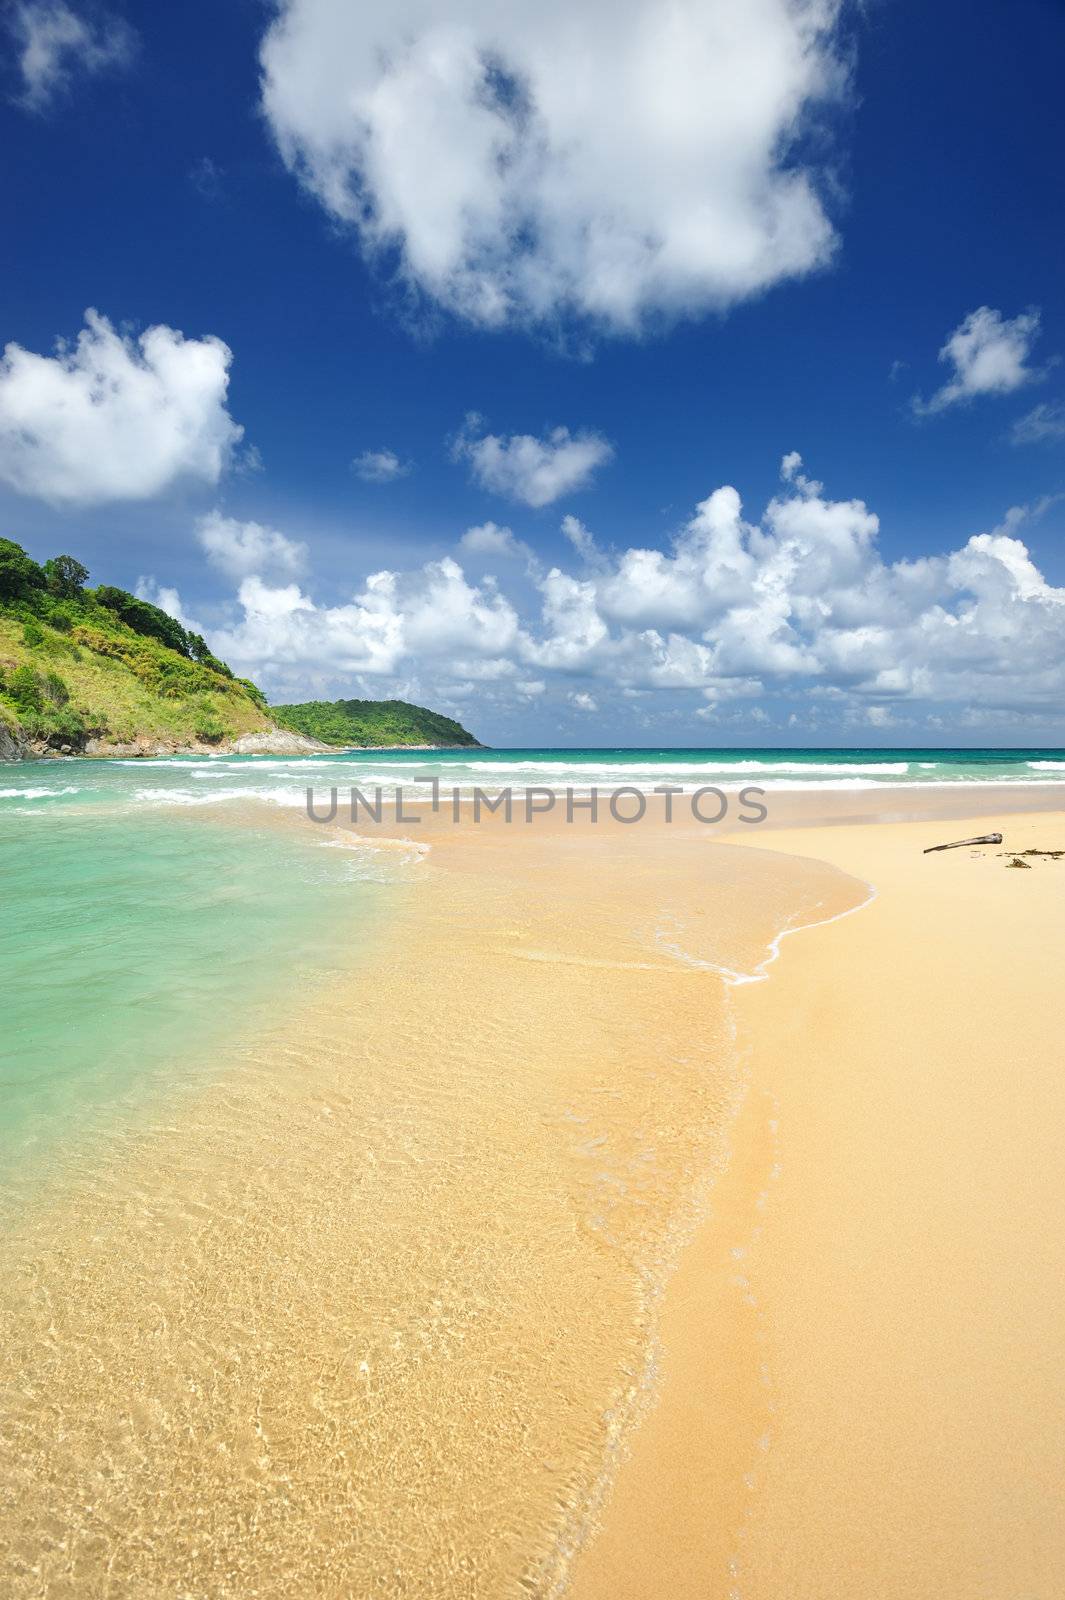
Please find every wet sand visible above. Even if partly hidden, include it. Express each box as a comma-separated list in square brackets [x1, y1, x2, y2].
[570, 801, 1065, 1599]
[0, 803, 860, 1597]
[3, 790, 1064, 1596]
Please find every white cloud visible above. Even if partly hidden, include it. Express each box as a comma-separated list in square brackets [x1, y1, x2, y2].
[569, 692, 598, 713]
[560, 514, 604, 567]
[779, 449, 822, 495]
[212, 573, 404, 682]
[212, 557, 522, 687]
[189, 156, 224, 203]
[353, 447, 410, 483]
[455, 420, 613, 507]
[9, 2, 133, 111]
[196, 510, 307, 582]
[259, 0, 848, 335]
[914, 306, 1045, 415]
[192, 458, 1065, 726]
[459, 521, 530, 561]
[0, 310, 243, 505]
[1010, 401, 1065, 446]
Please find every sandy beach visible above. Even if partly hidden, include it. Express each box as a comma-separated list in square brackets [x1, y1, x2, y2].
[2, 788, 1063, 1596]
[570, 799, 1065, 1600]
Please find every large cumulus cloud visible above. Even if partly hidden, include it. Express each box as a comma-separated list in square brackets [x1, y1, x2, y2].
[0, 311, 243, 505]
[259, 0, 849, 334]
[178, 457, 1065, 728]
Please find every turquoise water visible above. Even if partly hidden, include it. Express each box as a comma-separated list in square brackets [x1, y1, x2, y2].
[2, 746, 1063, 818]
[2, 746, 1061, 1179]
[0, 786, 419, 1182]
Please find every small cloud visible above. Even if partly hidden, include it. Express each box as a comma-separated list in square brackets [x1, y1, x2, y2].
[569, 691, 598, 712]
[988, 494, 1062, 539]
[196, 510, 306, 582]
[9, 1, 134, 112]
[1010, 401, 1065, 446]
[460, 521, 524, 558]
[888, 359, 907, 383]
[189, 156, 224, 203]
[454, 416, 613, 508]
[779, 450, 822, 497]
[353, 447, 411, 483]
[560, 513, 602, 565]
[913, 306, 1047, 416]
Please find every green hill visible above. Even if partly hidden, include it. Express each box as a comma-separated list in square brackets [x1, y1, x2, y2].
[0, 538, 272, 756]
[272, 697, 481, 748]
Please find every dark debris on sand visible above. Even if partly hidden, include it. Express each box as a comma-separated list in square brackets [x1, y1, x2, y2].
[997, 849, 1064, 868]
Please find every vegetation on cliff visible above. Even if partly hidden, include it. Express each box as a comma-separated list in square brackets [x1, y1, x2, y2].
[271, 697, 481, 748]
[1, 538, 481, 756]
[0, 538, 271, 751]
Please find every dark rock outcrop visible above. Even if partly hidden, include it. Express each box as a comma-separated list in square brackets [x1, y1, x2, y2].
[0, 721, 27, 762]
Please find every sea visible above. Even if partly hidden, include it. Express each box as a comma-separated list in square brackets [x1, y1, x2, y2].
[3, 744, 1060, 1166]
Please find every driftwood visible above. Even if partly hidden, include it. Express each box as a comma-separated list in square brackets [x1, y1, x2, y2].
[922, 832, 1002, 854]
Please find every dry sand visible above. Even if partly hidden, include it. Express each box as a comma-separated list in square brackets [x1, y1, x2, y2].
[569, 803, 1065, 1600]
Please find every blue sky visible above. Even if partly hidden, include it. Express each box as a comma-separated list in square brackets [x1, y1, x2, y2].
[2, 0, 1065, 746]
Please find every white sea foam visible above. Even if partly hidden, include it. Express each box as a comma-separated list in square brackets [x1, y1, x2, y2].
[130, 786, 310, 809]
[0, 785, 81, 800]
[120, 770, 1065, 810]
[88, 750, 1065, 810]
[658, 879, 879, 987]
[450, 758, 914, 776]
[316, 835, 430, 856]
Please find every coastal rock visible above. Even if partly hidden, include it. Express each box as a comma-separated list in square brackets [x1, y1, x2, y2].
[227, 729, 333, 755]
[48, 728, 331, 758]
[82, 736, 221, 758]
[0, 720, 27, 762]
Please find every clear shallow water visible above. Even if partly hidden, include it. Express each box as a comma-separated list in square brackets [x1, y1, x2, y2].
[0, 786, 867, 1598]
[0, 795, 414, 1179]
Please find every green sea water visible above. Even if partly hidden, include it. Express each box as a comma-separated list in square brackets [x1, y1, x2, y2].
[0, 795, 416, 1189]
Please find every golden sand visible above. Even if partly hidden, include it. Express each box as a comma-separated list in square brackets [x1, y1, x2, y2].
[4, 794, 1064, 1598]
[0, 807, 861, 1597]
[570, 804, 1065, 1600]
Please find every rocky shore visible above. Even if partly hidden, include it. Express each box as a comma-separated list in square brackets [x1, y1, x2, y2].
[0, 727, 487, 760]
[0, 726, 333, 761]
[0, 721, 27, 762]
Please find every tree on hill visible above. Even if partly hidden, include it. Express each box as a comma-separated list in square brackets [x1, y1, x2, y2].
[95, 585, 195, 656]
[44, 555, 89, 598]
[0, 538, 46, 600]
